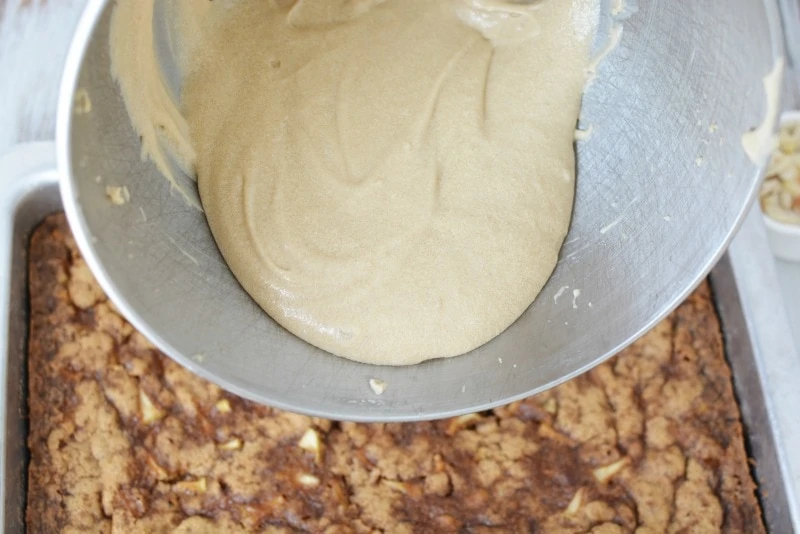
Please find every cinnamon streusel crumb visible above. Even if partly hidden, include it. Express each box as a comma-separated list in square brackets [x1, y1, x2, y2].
[26, 214, 763, 533]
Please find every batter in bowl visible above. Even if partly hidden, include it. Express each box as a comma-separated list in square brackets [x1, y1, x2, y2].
[111, 0, 598, 365]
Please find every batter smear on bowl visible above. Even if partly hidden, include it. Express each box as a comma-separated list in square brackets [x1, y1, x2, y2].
[111, 0, 599, 365]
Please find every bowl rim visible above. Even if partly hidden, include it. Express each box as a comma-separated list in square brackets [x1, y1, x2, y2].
[763, 210, 800, 236]
[779, 110, 800, 124]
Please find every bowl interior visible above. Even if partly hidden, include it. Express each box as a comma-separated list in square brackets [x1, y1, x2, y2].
[59, 0, 783, 421]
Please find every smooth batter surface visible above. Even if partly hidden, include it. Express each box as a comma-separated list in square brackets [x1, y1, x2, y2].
[112, 0, 597, 365]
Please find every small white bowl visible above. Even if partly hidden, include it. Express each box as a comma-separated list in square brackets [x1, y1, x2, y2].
[761, 110, 800, 262]
[763, 213, 800, 262]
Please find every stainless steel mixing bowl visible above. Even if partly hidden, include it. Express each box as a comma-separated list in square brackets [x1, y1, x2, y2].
[57, 0, 784, 421]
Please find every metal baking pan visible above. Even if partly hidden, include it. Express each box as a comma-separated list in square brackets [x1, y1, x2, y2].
[1, 143, 798, 532]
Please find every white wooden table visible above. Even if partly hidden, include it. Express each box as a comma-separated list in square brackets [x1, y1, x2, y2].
[0, 0, 85, 153]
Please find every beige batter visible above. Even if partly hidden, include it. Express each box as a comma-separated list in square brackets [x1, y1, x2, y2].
[111, 0, 597, 365]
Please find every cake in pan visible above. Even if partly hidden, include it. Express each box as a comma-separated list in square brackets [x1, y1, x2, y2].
[27, 214, 763, 533]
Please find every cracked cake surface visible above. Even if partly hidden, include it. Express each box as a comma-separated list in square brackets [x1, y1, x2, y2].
[26, 214, 764, 533]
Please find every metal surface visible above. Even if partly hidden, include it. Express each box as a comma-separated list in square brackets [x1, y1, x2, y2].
[778, 0, 800, 106]
[713, 259, 798, 533]
[775, 258, 800, 347]
[1, 145, 798, 531]
[0, 143, 61, 534]
[57, 0, 786, 421]
[726, 206, 800, 531]
[711, 256, 800, 532]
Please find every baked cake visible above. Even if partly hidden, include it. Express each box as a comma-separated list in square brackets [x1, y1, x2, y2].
[26, 214, 764, 533]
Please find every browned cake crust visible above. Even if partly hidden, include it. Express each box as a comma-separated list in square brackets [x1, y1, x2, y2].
[27, 214, 763, 533]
